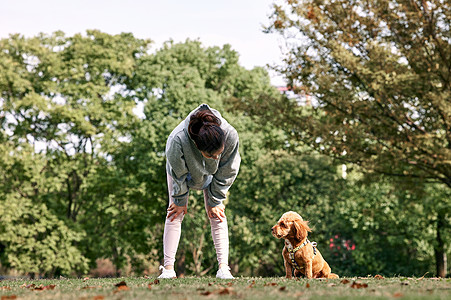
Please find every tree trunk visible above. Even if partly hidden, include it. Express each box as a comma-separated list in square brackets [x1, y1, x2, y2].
[66, 177, 73, 219]
[435, 214, 447, 278]
[176, 250, 186, 277]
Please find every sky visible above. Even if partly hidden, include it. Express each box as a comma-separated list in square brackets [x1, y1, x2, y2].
[0, 0, 286, 85]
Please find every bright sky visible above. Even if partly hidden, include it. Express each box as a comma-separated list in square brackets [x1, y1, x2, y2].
[0, 0, 286, 85]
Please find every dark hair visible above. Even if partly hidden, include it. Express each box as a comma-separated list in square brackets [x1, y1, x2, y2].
[188, 109, 225, 154]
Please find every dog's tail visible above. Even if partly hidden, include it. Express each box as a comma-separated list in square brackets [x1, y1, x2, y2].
[327, 273, 339, 279]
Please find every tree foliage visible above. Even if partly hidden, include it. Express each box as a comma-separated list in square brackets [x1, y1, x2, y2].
[331, 176, 450, 276]
[0, 142, 88, 276]
[0, 29, 448, 277]
[262, 0, 450, 187]
[0, 30, 151, 274]
[237, 0, 451, 276]
[127, 39, 286, 276]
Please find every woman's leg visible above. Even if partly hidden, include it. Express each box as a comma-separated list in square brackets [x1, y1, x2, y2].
[163, 173, 187, 268]
[203, 190, 229, 266]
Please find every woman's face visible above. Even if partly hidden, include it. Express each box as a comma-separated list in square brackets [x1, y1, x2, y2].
[201, 145, 225, 160]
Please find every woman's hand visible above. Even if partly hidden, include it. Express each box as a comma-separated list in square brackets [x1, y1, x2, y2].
[167, 203, 187, 222]
[206, 203, 226, 222]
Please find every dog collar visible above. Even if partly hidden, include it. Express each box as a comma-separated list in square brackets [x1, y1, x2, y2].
[288, 239, 309, 254]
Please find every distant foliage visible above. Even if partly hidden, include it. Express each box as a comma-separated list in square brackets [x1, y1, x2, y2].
[0, 195, 88, 275]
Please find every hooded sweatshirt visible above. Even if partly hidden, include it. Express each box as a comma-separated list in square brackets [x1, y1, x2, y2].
[165, 104, 241, 207]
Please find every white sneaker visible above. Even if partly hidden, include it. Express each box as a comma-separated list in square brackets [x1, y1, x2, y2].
[157, 265, 177, 279]
[216, 266, 234, 279]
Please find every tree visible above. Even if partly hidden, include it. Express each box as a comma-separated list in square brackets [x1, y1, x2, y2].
[0, 31, 152, 273]
[331, 173, 449, 277]
[127, 39, 285, 276]
[257, 0, 450, 277]
[1, 33, 287, 276]
[0, 142, 88, 276]
[228, 149, 347, 276]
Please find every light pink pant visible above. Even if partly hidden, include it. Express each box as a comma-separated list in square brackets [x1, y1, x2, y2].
[163, 173, 229, 267]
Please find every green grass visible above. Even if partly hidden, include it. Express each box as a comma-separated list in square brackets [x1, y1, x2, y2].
[0, 276, 450, 299]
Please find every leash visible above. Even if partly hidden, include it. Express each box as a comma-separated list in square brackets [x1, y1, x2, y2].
[287, 239, 317, 271]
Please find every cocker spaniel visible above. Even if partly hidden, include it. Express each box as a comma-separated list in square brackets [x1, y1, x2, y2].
[272, 211, 339, 279]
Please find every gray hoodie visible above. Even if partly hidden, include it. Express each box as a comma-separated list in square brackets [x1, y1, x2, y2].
[165, 104, 241, 207]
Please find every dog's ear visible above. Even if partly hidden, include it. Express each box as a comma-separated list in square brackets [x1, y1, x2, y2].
[293, 219, 311, 241]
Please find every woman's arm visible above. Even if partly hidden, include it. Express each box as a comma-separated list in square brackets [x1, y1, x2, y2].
[166, 137, 190, 206]
[207, 128, 241, 207]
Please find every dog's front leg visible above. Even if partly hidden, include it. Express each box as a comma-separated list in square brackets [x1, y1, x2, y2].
[284, 257, 293, 278]
[305, 260, 313, 278]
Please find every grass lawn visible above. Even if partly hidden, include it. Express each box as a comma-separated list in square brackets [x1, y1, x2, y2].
[0, 276, 450, 299]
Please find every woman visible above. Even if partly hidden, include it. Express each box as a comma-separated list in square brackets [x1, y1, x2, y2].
[158, 104, 241, 279]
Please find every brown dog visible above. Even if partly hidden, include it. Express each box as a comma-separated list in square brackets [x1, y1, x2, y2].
[272, 211, 339, 279]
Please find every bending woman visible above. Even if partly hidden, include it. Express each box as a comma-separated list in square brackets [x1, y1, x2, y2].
[158, 104, 241, 279]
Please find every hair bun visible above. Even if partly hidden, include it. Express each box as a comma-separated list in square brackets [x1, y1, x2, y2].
[188, 108, 224, 153]
[188, 116, 202, 136]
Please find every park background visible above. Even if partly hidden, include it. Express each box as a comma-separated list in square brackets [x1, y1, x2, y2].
[0, 0, 449, 279]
